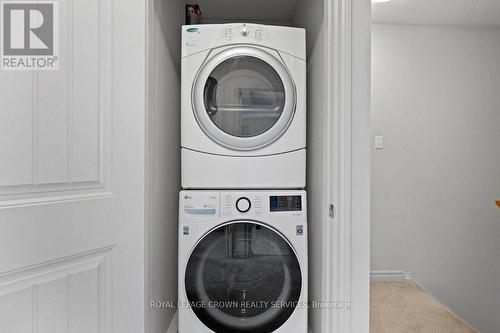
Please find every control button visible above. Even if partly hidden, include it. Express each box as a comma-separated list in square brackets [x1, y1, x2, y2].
[226, 25, 233, 41]
[236, 197, 251, 213]
[254, 29, 263, 41]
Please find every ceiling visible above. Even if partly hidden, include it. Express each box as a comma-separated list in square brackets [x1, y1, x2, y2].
[372, 0, 500, 27]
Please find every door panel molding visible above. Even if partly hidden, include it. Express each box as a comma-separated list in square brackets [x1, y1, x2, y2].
[0, 246, 114, 333]
[0, 0, 145, 331]
[0, 0, 114, 207]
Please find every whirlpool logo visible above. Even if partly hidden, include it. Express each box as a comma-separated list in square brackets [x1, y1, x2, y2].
[1, 1, 59, 70]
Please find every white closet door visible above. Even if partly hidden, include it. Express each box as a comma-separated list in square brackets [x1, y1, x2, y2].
[0, 0, 146, 332]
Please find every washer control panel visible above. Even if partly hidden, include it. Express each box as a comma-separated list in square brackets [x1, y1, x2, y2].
[181, 192, 218, 218]
[180, 191, 306, 222]
[222, 193, 264, 218]
[220, 191, 304, 219]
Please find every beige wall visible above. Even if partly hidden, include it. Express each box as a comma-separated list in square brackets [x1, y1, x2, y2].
[371, 24, 500, 333]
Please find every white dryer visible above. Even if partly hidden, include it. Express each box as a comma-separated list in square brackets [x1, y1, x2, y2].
[181, 24, 306, 189]
[178, 190, 308, 333]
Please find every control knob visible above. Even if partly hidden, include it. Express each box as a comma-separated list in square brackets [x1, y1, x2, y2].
[236, 197, 251, 213]
[241, 24, 249, 37]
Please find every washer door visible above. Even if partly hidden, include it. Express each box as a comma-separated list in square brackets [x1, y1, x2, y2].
[192, 46, 296, 150]
[185, 221, 302, 333]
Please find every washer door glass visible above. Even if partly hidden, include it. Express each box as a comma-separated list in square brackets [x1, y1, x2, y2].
[192, 47, 296, 150]
[185, 222, 302, 333]
[204, 56, 285, 137]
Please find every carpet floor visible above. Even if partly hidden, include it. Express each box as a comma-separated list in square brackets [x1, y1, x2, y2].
[370, 282, 478, 333]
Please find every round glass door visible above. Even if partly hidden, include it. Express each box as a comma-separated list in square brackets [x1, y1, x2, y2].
[185, 222, 302, 333]
[192, 47, 296, 150]
[204, 56, 285, 137]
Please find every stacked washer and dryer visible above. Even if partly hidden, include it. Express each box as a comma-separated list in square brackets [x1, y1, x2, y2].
[179, 23, 307, 333]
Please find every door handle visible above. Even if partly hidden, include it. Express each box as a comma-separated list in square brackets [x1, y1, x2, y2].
[204, 76, 218, 116]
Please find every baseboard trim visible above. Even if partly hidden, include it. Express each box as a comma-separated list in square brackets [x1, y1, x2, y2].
[370, 271, 413, 283]
[370, 273, 480, 332]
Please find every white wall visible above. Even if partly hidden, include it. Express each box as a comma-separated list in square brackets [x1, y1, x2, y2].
[292, 1, 327, 331]
[146, 0, 184, 332]
[371, 24, 500, 333]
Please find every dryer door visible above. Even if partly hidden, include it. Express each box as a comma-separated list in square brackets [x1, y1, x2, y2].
[192, 46, 297, 150]
[185, 221, 302, 333]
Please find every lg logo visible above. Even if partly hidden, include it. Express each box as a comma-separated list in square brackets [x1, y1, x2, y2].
[1, 1, 58, 70]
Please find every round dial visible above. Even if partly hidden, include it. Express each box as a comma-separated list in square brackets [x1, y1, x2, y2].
[236, 197, 251, 213]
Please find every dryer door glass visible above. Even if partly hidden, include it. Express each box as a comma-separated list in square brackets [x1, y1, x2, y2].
[203, 56, 286, 137]
[185, 221, 302, 333]
[193, 46, 297, 150]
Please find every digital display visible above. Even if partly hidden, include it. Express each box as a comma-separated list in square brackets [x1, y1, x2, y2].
[270, 195, 302, 212]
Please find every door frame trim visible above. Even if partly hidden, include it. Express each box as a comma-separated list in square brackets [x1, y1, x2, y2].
[324, 0, 371, 332]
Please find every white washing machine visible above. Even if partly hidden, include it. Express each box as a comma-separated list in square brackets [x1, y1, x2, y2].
[178, 190, 308, 333]
[181, 24, 306, 189]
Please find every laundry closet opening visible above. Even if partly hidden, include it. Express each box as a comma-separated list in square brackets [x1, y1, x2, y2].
[148, 0, 331, 331]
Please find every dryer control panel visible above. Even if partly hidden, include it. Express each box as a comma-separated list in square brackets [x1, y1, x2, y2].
[181, 24, 306, 60]
[180, 191, 306, 222]
[224, 23, 265, 42]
